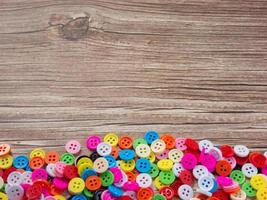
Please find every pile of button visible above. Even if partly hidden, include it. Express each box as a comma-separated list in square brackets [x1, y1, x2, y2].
[0, 131, 266, 200]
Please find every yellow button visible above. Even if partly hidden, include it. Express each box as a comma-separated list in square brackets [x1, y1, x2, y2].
[30, 148, 45, 159]
[147, 152, 156, 163]
[0, 192, 7, 200]
[257, 187, 267, 200]
[168, 149, 184, 163]
[68, 177, 85, 195]
[104, 133, 119, 146]
[157, 159, 173, 171]
[78, 163, 93, 176]
[120, 160, 135, 172]
[54, 195, 66, 200]
[250, 174, 267, 190]
[0, 154, 13, 169]
[77, 157, 93, 168]
[154, 176, 169, 190]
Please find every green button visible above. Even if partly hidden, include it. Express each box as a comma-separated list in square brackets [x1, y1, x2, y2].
[230, 170, 245, 185]
[148, 163, 159, 178]
[159, 170, 175, 185]
[83, 188, 94, 198]
[133, 138, 148, 149]
[100, 170, 114, 187]
[153, 194, 166, 200]
[242, 181, 257, 197]
[60, 153, 75, 165]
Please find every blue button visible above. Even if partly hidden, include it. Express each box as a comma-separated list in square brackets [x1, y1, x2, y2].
[13, 155, 29, 169]
[119, 149, 135, 161]
[136, 158, 151, 173]
[144, 131, 159, 144]
[72, 195, 87, 200]
[81, 169, 97, 180]
[108, 185, 123, 197]
[104, 155, 116, 169]
[209, 179, 218, 193]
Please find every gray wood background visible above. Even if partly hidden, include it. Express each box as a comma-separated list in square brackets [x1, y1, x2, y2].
[0, 0, 267, 156]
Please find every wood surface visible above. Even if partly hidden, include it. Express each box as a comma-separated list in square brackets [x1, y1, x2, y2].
[0, 0, 267, 157]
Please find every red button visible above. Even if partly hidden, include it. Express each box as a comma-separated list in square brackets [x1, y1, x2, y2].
[234, 155, 248, 166]
[118, 136, 133, 149]
[179, 170, 193, 185]
[250, 152, 266, 168]
[63, 165, 78, 180]
[196, 193, 209, 200]
[216, 160, 232, 176]
[170, 179, 183, 196]
[185, 138, 199, 151]
[159, 186, 174, 200]
[26, 183, 42, 199]
[220, 145, 234, 158]
[137, 188, 153, 200]
[118, 196, 133, 200]
[212, 190, 230, 200]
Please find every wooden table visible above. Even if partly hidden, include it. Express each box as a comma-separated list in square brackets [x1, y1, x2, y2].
[0, 0, 267, 156]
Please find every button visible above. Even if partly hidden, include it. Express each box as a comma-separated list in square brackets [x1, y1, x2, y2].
[55, 161, 66, 177]
[168, 149, 183, 163]
[86, 136, 101, 150]
[144, 130, 159, 145]
[76, 156, 93, 168]
[199, 140, 214, 153]
[199, 152, 216, 172]
[96, 142, 112, 156]
[110, 146, 119, 159]
[104, 155, 116, 168]
[215, 160, 232, 176]
[136, 144, 151, 158]
[148, 163, 160, 178]
[108, 185, 123, 197]
[133, 138, 148, 149]
[156, 149, 169, 160]
[220, 145, 234, 158]
[159, 170, 175, 185]
[119, 136, 133, 149]
[60, 153, 75, 165]
[233, 145, 249, 158]
[7, 171, 22, 185]
[198, 176, 214, 191]
[230, 170, 245, 185]
[257, 187, 267, 200]
[32, 168, 48, 181]
[241, 163, 258, 178]
[93, 157, 109, 173]
[181, 153, 197, 170]
[85, 176, 101, 191]
[120, 159, 135, 172]
[175, 138, 187, 151]
[46, 163, 56, 177]
[119, 149, 135, 161]
[209, 147, 223, 161]
[242, 181, 257, 197]
[193, 165, 209, 179]
[81, 169, 97, 180]
[216, 176, 233, 187]
[230, 190, 246, 200]
[179, 170, 193, 185]
[147, 152, 156, 163]
[64, 165, 78, 180]
[13, 154, 28, 169]
[26, 183, 42, 199]
[7, 185, 24, 200]
[30, 148, 45, 159]
[110, 167, 123, 184]
[0, 154, 13, 169]
[234, 155, 248, 166]
[160, 134, 175, 149]
[159, 186, 174, 200]
[224, 157, 236, 170]
[104, 133, 119, 146]
[172, 162, 184, 177]
[136, 158, 151, 173]
[137, 188, 153, 200]
[170, 179, 183, 196]
[65, 140, 81, 155]
[212, 190, 229, 200]
[136, 173, 152, 188]
[178, 184, 193, 200]
[45, 151, 60, 164]
[152, 194, 166, 200]
[100, 170, 114, 187]
[29, 156, 44, 170]
[126, 171, 137, 181]
[250, 174, 267, 190]
[185, 138, 199, 151]
[0, 192, 7, 200]
[68, 177, 85, 195]
[53, 177, 69, 190]
[0, 144, 11, 156]
[151, 139, 166, 154]
[250, 152, 266, 168]
[114, 170, 128, 187]
[157, 159, 173, 171]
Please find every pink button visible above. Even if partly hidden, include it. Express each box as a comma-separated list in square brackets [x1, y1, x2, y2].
[224, 157, 236, 169]
[262, 164, 267, 176]
[32, 168, 48, 181]
[199, 151, 216, 172]
[86, 136, 101, 150]
[110, 167, 123, 183]
[175, 138, 187, 151]
[45, 196, 56, 200]
[123, 181, 140, 191]
[65, 140, 81, 154]
[102, 190, 117, 200]
[156, 149, 169, 160]
[223, 181, 239, 190]
[54, 162, 66, 177]
[52, 177, 68, 190]
[181, 153, 197, 170]
[216, 176, 233, 187]
[21, 183, 31, 191]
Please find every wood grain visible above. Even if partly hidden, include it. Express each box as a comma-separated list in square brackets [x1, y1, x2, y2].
[0, 0, 267, 158]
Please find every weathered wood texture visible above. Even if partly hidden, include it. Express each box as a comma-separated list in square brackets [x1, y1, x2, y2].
[0, 0, 267, 156]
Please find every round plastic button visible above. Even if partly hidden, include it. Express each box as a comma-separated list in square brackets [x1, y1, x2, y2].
[230, 190, 246, 200]
[250, 174, 267, 190]
[241, 163, 258, 178]
[93, 157, 109, 173]
[96, 142, 112, 157]
[86, 136, 101, 151]
[175, 138, 187, 151]
[109, 185, 123, 197]
[81, 169, 97, 180]
[0, 144, 11, 157]
[148, 163, 160, 178]
[160, 134, 175, 149]
[136, 158, 151, 173]
[209, 147, 223, 161]
[233, 145, 249, 158]
[179, 170, 193, 185]
[76, 156, 93, 168]
[100, 170, 114, 187]
[68, 177, 85, 195]
[32, 168, 48, 181]
[26, 183, 42, 199]
[65, 140, 81, 155]
[159, 171, 175, 185]
[85, 176, 101, 191]
[159, 186, 174, 200]
[120, 160, 135, 172]
[242, 181, 257, 197]
[230, 170, 245, 185]
[133, 138, 148, 149]
[257, 187, 267, 200]
[199, 140, 214, 153]
[215, 160, 232, 176]
[29, 156, 44, 169]
[136, 173, 152, 188]
[104, 133, 119, 146]
[185, 138, 199, 151]
[181, 153, 197, 170]
[144, 130, 159, 145]
[158, 159, 173, 171]
[7, 171, 23, 185]
[168, 149, 183, 163]
[136, 144, 151, 158]
[198, 176, 214, 191]
[193, 165, 209, 179]
[178, 184, 193, 200]
[224, 157, 236, 170]
[13, 155, 28, 169]
[0, 154, 13, 169]
[137, 188, 153, 200]
[250, 152, 266, 168]
[156, 149, 169, 160]
[30, 148, 45, 159]
[78, 162, 93, 176]
[64, 165, 78, 180]
[45, 151, 60, 164]
[119, 149, 135, 161]
[60, 153, 75, 165]
[151, 139, 166, 154]
[119, 136, 133, 149]
[220, 145, 234, 158]
[172, 162, 184, 177]
[7, 185, 24, 200]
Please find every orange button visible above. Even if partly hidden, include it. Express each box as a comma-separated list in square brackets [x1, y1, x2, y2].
[0, 144, 11, 156]
[126, 171, 137, 181]
[45, 151, 60, 164]
[216, 160, 232, 176]
[118, 136, 133, 149]
[85, 176, 101, 191]
[29, 156, 45, 170]
[161, 134, 175, 149]
[110, 146, 119, 159]
[137, 188, 153, 200]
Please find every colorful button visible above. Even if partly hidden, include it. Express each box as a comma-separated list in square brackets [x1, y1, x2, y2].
[96, 142, 112, 157]
[233, 145, 249, 158]
[29, 156, 44, 170]
[156, 149, 169, 160]
[144, 131, 159, 145]
[159, 186, 174, 200]
[193, 165, 209, 179]
[32, 168, 48, 181]
[68, 177, 85, 194]
[250, 174, 267, 190]
[104, 133, 119, 146]
[175, 138, 187, 151]
[13, 154, 28, 169]
[135, 144, 151, 158]
[0, 154, 13, 169]
[151, 139, 166, 154]
[85, 176, 101, 191]
[160, 134, 175, 149]
[86, 136, 101, 150]
[242, 181, 257, 197]
[198, 176, 214, 191]
[185, 138, 199, 151]
[136, 158, 151, 173]
[220, 145, 234, 158]
[65, 140, 81, 155]
[7, 185, 24, 200]
[215, 160, 232, 176]
[45, 151, 60, 164]
[148, 163, 160, 178]
[159, 171, 175, 185]
[93, 157, 109, 173]
[30, 148, 45, 159]
[179, 170, 193, 185]
[118, 136, 133, 149]
[230, 170, 245, 185]
[120, 160, 136, 172]
[199, 140, 214, 153]
[168, 149, 183, 163]
[119, 149, 135, 161]
[178, 184, 193, 200]
[172, 162, 184, 177]
[60, 153, 75, 165]
[137, 188, 153, 200]
[133, 138, 148, 149]
[256, 187, 267, 200]
[136, 173, 152, 188]
[157, 159, 173, 171]
[0, 144, 11, 157]
[241, 163, 258, 178]
[181, 153, 197, 170]
[63, 165, 78, 180]
[100, 170, 114, 187]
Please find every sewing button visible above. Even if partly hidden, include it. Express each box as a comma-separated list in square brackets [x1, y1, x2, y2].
[199, 152, 216, 172]
[257, 187, 267, 200]
[104, 155, 116, 168]
[60, 153, 75, 165]
[76, 156, 93, 168]
[110, 146, 119, 159]
[119, 149, 135, 161]
[114, 170, 128, 187]
[241, 163, 258, 178]
[21, 171, 32, 185]
[233, 145, 249, 158]
[85, 176, 101, 191]
[144, 130, 159, 145]
[53, 177, 69, 190]
[68, 177, 85, 195]
[147, 152, 156, 163]
[13, 154, 28, 169]
[160, 134, 175, 149]
[136, 144, 151, 158]
[133, 138, 148, 149]
[0, 154, 13, 169]
[30, 148, 45, 159]
[119, 136, 133, 149]
[86, 136, 101, 150]
[175, 138, 187, 151]
[120, 159, 135, 172]
[0, 144, 11, 157]
[126, 171, 137, 181]
[55, 161, 66, 177]
[159, 186, 174, 200]
[93, 157, 109, 173]
[108, 185, 123, 197]
[136, 158, 151, 173]
[230, 170, 245, 185]
[156, 149, 169, 160]
[215, 160, 232, 176]
[154, 176, 169, 190]
[136, 173, 152, 188]
[250, 152, 266, 168]
[63, 165, 78, 180]
[198, 176, 214, 191]
[170, 179, 183, 196]
[172, 162, 184, 177]
[100, 170, 114, 187]
[185, 138, 199, 151]
[224, 157, 236, 169]
[157, 159, 173, 171]
[193, 165, 209, 179]
[250, 174, 267, 190]
[168, 149, 183, 163]
[137, 188, 153, 200]
[7, 185, 24, 200]
[26, 183, 42, 199]
[7, 171, 22, 185]
[178, 184, 193, 200]
[220, 145, 234, 158]
[32, 168, 48, 181]
[29, 156, 44, 169]
[159, 170, 175, 185]
[212, 190, 229, 200]
[181, 153, 197, 170]
[65, 140, 81, 155]
[45, 151, 60, 164]
[234, 155, 248, 166]
[199, 140, 214, 153]
[46, 163, 56, 177]
[230, 190, 246, 200]
[209, 147, 223, 161]
[81, 169, 97, 180]
[0, 192, 7, 200]
[242, 181, 257, 197]
[96, 142, 112, 157]
[104, 133, 119, 146]
[152, 194, 166, 200]
[151, 139, 166, 154]
[148, 163, 159, 178]
[110, 167, 123, 184]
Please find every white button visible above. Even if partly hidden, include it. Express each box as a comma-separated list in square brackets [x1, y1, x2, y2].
[224, 157, 236, 169]
[172, 162, 184, 177]
[196, 188, 212, 197]
[46, 163, 56, 177]
[123, 191, 137, 200]
[114, 170, 128, 187]
[135, 144, 151, 158]
[96, 142, 112, 156]
[198, 176, 214, 191]
[168, 149, 183, 163]
[241, 163, 258, 178]
[209, 147, 222, 161]
[206, 172, 215, 180]
[7, 171, 23, 186]
[136, 173, 152, 188]
[178, 184, 194, 200]
[199, 140, 214, 153]
[193, 165, 209, 179]
[234, 145, 249, 158]
[264, 151, 267, 158]
[7, 185, 24, 200]
[93, 157, 109, 173]
[22, 171, 33, 185]
[150, 139, 166, 154]
[230, 189, 246, 200]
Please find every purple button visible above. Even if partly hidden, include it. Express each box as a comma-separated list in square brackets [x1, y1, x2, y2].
[156, 149, 169, 160]
[175, 138, 187, 151]
[86, 136, 101, 150]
